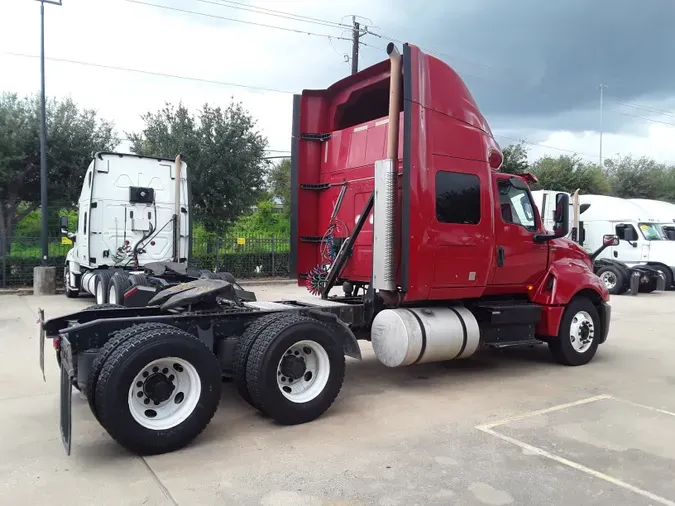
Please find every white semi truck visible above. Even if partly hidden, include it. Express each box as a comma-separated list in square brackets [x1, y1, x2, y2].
[628, 198, 675, 240]
[60, 152, 191, 304]
[532, 190, 665, 294]
[577, 194, 675, 288]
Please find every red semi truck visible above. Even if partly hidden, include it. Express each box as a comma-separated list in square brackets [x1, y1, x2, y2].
[39, 42, 610, 456]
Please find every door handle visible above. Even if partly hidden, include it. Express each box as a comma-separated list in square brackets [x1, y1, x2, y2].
[497, 246, 505, 267]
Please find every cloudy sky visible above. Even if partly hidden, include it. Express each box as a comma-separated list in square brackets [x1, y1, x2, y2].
[2, 0, 675, 164]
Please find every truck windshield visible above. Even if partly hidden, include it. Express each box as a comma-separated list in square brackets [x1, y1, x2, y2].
[638, 223, 663, 241]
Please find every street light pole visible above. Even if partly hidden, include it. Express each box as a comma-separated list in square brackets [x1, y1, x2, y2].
[38, 0, 62, 264]
[598, 84, 607, 167]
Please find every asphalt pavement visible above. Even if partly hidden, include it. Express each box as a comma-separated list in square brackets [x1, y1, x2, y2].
[1, 284, 674, 505]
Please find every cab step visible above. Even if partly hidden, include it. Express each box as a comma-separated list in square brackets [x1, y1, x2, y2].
[470, 301, 543, 346]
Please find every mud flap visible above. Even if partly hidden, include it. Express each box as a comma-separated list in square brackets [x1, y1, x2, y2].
[59, 336, 74, 455]
[656, 272, 667, 291]
[38, 308, 45, 382]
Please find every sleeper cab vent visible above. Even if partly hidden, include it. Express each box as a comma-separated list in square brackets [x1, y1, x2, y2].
[129, 186, 154, 204]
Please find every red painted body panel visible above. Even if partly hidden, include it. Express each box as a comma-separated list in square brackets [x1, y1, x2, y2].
[294, 43, 606, 321]
[531, 237, 609, 336]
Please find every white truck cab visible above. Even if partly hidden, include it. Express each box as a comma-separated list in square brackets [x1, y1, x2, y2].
[577, 194, 675, 287]
[628, 198, 675, 240]
[61, 152, 191, 302]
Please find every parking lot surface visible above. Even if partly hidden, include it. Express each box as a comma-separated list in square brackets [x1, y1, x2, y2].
[1, 285, 675, 505]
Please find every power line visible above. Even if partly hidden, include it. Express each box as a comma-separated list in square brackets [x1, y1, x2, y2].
[609, 99, 675, 119]
[1, 51, 296, 94]
[120, 0, 352, 42]
[615, 110, 675, 127]
[366, 29, 529, 82]
[195, 0, 351, 30]
[494, 134, 598, 159]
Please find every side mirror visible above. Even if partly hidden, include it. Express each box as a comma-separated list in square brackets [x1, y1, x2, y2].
[553, 193, 570, 237]
[603, 234, 619, 247]
[616, 224, 638, 242]
[59, 215, 69, 236]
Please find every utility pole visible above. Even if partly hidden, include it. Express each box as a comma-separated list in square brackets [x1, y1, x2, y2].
[598, 84, 607, 167]
[38, 0, 62, 264]
[351, 16, 360, 75]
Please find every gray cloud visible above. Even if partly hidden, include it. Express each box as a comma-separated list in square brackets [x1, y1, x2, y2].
[361, 0, 675, 134]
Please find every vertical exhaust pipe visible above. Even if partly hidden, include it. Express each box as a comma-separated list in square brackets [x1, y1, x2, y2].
[174, 154, 182, 263]
[386, 42, 402, 159]
[373, 43, 402, 295]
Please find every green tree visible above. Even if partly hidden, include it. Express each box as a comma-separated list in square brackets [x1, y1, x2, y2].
[230, 200, 290, 237]
[0, 92, 117, 253]
[128, 101, 269, 233]
[267, 158, 291, 215]
[530, 154, 610, 194]
[500, 142, 529, 174]
[604, 154, 667, 199]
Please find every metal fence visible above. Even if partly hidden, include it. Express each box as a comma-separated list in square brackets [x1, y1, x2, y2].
[1, 234, 292, 288]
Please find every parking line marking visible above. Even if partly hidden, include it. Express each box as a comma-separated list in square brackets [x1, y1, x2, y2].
[478, 426, 675, 506]
[611, 397, 675, 418]
[476, 394, 612, 430]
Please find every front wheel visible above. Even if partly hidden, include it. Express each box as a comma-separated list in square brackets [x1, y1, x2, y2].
[651, 265, 673, 291]
[595, 265, 626, 295]
[64, 265, 79, 298]
[94, 326, 221, 455]
[549, 298, 601, 366]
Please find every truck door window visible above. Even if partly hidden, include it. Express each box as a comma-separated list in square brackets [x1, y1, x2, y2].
[435, 171, 481, 224]
[83, 212, 87, 234]
[498, 180, 536, 231]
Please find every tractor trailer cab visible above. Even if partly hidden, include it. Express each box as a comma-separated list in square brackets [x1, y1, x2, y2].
[60, 152, 191, 303]
[293, 42, 609, 368]
[39, 42, 612, 457]
[629, 198, 675, 240]
[578, 194, 675, 288]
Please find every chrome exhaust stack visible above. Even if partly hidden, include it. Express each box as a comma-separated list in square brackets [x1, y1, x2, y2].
[373, 43, 402, 295]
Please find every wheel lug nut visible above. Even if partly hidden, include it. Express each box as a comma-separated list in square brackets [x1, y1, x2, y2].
[144, 398, 150, 405]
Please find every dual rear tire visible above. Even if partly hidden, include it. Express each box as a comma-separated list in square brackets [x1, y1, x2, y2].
[233, 313, 346, 425]
[86, 324, 221, 455]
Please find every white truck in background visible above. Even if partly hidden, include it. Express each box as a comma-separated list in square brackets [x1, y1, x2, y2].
[628, 198, 675, 240]
[60, 152, 191, 304]
[532, 190, 666, 294]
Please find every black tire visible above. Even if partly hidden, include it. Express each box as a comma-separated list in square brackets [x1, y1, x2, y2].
[128, 273, 149, 286]
[64, 265, 79, 298]
[94, 270, 117, 304]
[595, 265, 626, 295]
[549, 297, 601, 366]
[651, 265, 673, 290]
[82, 302, 124, 311]
[245, 315, 345, 426]
[233, 312, 295, 410]
[86, 322, 176, 423]
[109, 273, 132, 306]
[95, 326, 222, 455]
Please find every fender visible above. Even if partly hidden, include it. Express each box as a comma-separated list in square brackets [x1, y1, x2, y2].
[307, 309, 362, 360]
[532, 253, 610, 340]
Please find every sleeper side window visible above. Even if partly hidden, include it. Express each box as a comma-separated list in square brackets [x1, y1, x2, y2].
[435, 171, 481, 225]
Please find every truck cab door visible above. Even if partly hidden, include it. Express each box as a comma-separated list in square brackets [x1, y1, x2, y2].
[613, 223, 641, 262]
[490, 175, 548, 287]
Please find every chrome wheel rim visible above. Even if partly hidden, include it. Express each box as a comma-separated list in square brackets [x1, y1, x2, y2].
[570, 310, 595, 353]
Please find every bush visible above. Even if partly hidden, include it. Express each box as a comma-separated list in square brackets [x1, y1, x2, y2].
[1, 254, 67, 288]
